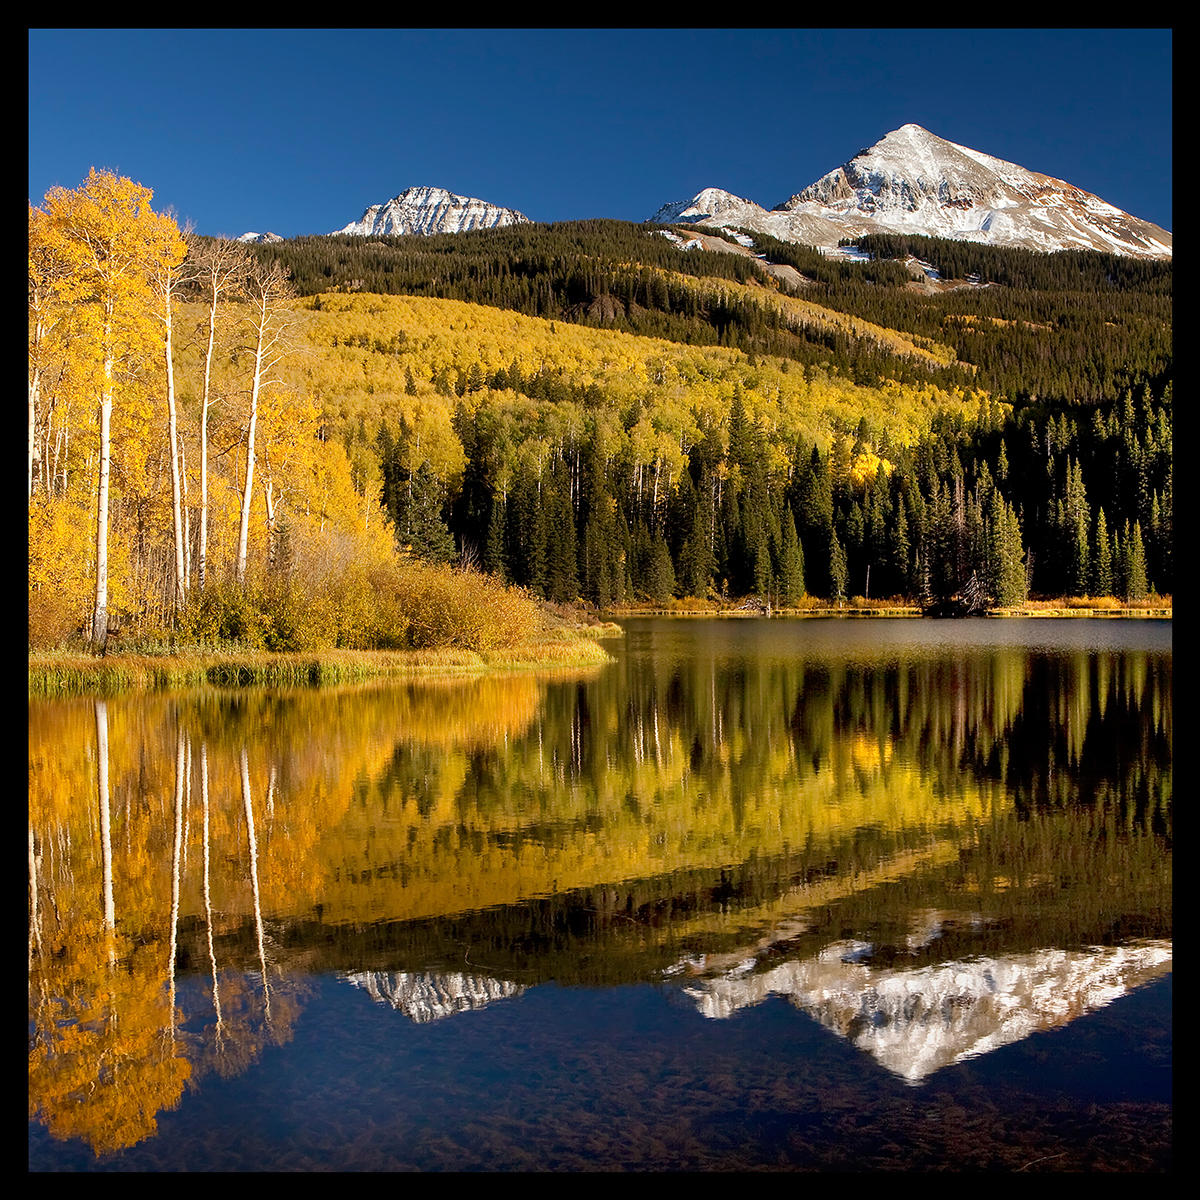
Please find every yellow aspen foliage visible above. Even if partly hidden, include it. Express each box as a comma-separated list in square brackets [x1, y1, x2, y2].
[849, 450, 894, 491]
[34, 170, 186, 649]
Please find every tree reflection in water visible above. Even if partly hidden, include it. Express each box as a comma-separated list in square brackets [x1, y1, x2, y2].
[28, 622, 1171, 1162]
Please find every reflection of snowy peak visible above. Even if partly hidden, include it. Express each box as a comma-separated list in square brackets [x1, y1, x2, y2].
[650, 124, 1171, 259]
[342, 970, 525, 1023]
[334, 186, 531, 237]
[682, 938, 1172, 1084]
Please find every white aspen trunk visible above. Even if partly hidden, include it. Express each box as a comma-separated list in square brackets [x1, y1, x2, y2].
[28, 359, 39, 503]
[201, 743, 225, 1048]
[46, 404, 58, 500]
[180, 436, 191, 584]
[264, 473, 276, 571]
[199, 288, 217, 591]
[91, 324, 113, 653]
[164, 285, 187, 611]
[168, 730, 185, 1041]
[241, 747, 272, 1028]
[28, 824, 41, 964]
[235, 306, 266, 586]
[50, 402, 63, 499]
[96, 700, 115, 937]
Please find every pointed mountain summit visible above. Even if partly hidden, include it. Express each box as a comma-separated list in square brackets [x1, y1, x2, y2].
[334, 185, 531, 237]
[650, 124, 1171, 259]
[648, 187, 765, 226]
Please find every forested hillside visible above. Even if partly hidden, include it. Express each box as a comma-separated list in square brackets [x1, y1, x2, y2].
[28, 175, 1171, 655]
[250, 220, 1171, 608]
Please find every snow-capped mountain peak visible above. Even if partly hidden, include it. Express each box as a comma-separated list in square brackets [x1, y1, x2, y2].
[334, 185, 531, 237]
[649, 124, 1170, 259]
[648, 188, 764, 225]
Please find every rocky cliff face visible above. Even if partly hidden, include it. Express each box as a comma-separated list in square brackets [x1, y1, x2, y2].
[334, 186, 531, 237]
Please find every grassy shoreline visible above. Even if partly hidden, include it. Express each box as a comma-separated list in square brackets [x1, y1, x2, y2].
[28, 635, 618, 698]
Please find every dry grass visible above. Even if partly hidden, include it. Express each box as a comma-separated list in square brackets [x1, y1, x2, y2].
[991, 595, 1172, 617]
[28, 637, 613, 697]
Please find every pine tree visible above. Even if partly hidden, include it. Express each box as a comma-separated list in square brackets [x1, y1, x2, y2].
[987, 494, 1027, 607]
[1122, 520, 1148, 601]
[483, 494, 507, 580]
[645, 532, 676, 604]
[1092, 508, 1113, 597]
[829, 529, 848, 605]
[777, 510, 805, 605]
[403, 462, 456, 563]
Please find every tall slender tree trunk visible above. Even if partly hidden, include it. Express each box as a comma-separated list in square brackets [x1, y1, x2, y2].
[264, 473, 277, 571]
[164, 288, 187, 612]
[235, 343, 263, 586]
[28, 823, 41, 966]
[92, 319, 114, 654]
[199, 295, 217, 590]
[241, 747, 272, 1028]
[180, 436, 191, 584]
[96, 700, 115, 963]
[200, 742, 225, 1051]
[28, 362, 39, 503]
[168, 729, 185, 1041]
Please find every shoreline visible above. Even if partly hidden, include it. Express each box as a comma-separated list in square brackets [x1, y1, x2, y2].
[603, 605, 1172, 620]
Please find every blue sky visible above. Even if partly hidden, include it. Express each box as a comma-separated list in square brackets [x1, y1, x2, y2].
[29, 28, 1172, 239]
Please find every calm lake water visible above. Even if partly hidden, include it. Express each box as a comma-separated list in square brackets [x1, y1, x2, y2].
[28, 618, 1172, 1172]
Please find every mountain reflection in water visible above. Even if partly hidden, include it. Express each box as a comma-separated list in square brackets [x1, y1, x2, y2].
[679, 932, 1172, 1084]
[28, 619, 1171, 1169]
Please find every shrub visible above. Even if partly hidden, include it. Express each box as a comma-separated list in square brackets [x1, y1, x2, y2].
[391, 562, 540, 651]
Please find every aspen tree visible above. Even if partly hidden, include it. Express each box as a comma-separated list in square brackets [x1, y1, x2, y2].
[28, 206, 71, 503]
[39, 170, 183, 653]
[149, 222, 191, 613]
[235, 258, 296, 587]
[186, 236, 250, 590]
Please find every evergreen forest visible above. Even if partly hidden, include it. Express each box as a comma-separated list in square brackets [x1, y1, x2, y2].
[254, 218, 1172, 609]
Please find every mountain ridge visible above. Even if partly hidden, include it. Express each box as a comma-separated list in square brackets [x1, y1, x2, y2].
[239, 125, 1169, 260]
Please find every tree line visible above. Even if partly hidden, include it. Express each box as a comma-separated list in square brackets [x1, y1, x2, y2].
[375, 370, 1171, 608]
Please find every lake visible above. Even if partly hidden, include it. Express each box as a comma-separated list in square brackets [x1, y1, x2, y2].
[28, 617, 1172, 1171]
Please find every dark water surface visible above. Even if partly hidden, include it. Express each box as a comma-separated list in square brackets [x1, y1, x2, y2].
[28, 618, 1172, 1171]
